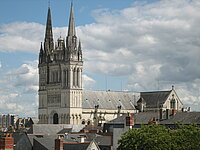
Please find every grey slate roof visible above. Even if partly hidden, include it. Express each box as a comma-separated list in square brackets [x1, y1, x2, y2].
[32, 135, 57, 150]
[140, 90, 172, 108]
[95, 135, 112, 146]
[160, 112, 200, 125]
[28, 124, 85, 134]
[57, 128, 72, 134]
[83, 91, 139, 110]
[108, 112, 158, 125]
[63, 142, 90, 150]
[81, 125, 103, 131]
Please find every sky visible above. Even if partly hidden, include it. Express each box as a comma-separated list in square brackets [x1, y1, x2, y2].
[0, 0, 200, 117]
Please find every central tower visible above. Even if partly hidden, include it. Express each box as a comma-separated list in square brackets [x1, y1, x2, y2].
[38, 4, 83, 124]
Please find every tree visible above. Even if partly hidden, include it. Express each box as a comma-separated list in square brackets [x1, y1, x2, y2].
[118, 124, 200, 150]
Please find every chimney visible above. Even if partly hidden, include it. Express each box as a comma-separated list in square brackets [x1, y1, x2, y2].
[78, 135, 86, 143]
[159, 109, 163, 120]
[0, 133, 14, 150]
[166, 109, 169, 119]
[125, 113, 134, 129]
[54, 136, 63, 150]
[172, 109, 177, 116]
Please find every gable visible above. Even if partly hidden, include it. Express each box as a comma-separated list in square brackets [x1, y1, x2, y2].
[140, 90, 171, 108]
[162, 90, 183, 110]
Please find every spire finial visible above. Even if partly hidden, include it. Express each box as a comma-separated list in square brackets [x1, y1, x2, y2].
[172, 85, 174, 90]
[78, 39, 81, 49]
[44, 6, 54, 52]
[67, 2, 76, 36]
[40, 42, 43, 50]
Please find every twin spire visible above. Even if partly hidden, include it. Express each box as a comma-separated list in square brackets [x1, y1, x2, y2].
[68, 3, 76, 37]
[45, 3, 76, 45]
[39, 3, 82, 63]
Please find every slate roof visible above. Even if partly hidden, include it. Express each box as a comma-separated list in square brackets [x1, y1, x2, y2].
[28, 124, 85, 134]
[57, 128, 72, 134]
[160, 112, 200, 125]
[95, 135, 112, 146]
[32, 135, 57, 150]
[83, 90, 140, 110]
[140, 90, 172, 108]
[81, 125, 103, 131]
[63, 142, 90, 150]
[108, 112, 159, 125]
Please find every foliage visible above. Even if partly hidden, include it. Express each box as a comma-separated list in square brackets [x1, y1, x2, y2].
[118, 124, 200, 150]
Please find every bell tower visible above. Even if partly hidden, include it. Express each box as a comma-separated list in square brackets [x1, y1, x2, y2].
[38, 4, 83, 124]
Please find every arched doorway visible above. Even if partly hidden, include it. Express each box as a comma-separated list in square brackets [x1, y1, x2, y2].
[53, 113, 59, 124]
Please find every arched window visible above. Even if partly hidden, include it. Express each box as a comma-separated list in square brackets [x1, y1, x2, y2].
[87, 121, 91, 125]
[53, 113, 59, 124]
[63, 70, 66, 86]
[77, 68, 79, 87]
[66, 69, 68, 87]
[73, 68, 76, 86]
[170, 99, 176, 109]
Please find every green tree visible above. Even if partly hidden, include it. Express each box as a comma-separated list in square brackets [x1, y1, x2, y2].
[118, 124, 200, 150]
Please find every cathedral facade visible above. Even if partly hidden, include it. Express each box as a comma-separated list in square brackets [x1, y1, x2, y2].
[38, 5, 183, 125]
[38, 6, 83, 124]
[38, 5, 138, 125]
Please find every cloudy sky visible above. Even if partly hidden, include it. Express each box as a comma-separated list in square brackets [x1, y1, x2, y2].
[0, 0, 200, 117]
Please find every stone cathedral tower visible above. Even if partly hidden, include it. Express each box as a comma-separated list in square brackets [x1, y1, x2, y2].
[38, 5, 83, 124]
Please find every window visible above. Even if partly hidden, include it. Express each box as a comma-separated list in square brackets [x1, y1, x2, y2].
[170, 99, 176, 109]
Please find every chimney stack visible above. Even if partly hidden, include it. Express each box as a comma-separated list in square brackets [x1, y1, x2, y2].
[172, 109, 177, 116]
[125, 113, 134, 129]
[55, 136, 63, 150]
[0, 133, 14, 150]
[78, 135, 86, 143]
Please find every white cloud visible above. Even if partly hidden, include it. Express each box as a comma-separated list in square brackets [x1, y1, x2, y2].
[82, 74, 96, 89]
[0, 60, 38, 116]
[78, 0, 200, 110]
[0, 0, 200, 114]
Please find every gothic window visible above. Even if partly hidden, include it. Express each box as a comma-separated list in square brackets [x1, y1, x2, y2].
[53, 113, 59, 124]
[77, 68, 79, 87]
[73, 68, 76, 86]
[66, 69, 68, 87]
[63, 70, 66, 86]
[56, 71, 58, 82]
[170, 99, 176, 109]
[87, 121, 91, 125]
[52, 71, 55, 82]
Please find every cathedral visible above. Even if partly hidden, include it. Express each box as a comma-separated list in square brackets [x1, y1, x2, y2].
[38, 5, 184, 125]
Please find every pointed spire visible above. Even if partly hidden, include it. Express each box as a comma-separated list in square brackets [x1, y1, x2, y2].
[68, 3, 76, 36]
[40, 42, 43, 51]
[44, 7, 54, 52]
[78, 40, 81, 51]
[39, 42, 43, 64]
[78, 40, 82, 61]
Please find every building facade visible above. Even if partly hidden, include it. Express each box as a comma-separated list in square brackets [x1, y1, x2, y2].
[38, 5, 183, 125]
[38, 5, 83, 124]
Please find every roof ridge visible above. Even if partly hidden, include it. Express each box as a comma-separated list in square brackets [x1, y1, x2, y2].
[141, 90, 172, 93]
